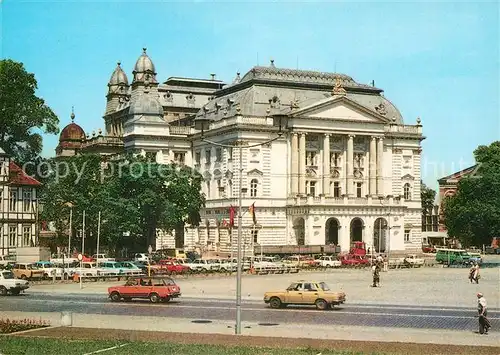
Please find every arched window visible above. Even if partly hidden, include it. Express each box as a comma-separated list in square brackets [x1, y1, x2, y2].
[403, 183, 411, 200]
[250, 179, 258, 197]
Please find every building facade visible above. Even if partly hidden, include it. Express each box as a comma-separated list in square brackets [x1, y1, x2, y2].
[0, 148, 41, 256]
[61, 49, 425, 254]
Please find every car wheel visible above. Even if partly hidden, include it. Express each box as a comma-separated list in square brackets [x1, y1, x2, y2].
[21, 275, 27, 280]
[110, 291, 121, 302]
[0, 286, 7, 296]
[315, 299, 328, 310]
[269, 297, 282, 309]
[149, 293, 160, 303]
[11, 289, 20, 296]
[162, 296, 171, 303]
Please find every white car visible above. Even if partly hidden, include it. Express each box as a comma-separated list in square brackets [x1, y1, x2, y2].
[134, 253, 150, 262]
[315, 256, 342, 268]
[0, 270, 29, 295]
[92, 254, 115, 262]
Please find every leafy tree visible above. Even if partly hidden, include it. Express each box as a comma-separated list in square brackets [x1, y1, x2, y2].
[0, 59, 59, 164]
[421, 181, 437, 214]
[41, 154, 205, 255]
[40, 154, 106, 255]
[443, 141, 500, 247]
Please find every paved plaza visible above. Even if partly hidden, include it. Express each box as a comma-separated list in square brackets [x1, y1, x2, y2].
[30, 267, 500, 308]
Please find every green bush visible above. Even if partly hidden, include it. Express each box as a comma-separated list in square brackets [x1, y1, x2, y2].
[0, 318, 50, 334]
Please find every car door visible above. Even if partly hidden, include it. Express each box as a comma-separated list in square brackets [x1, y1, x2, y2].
[301, 283, 319, 304]
[284, 283, 304, 304]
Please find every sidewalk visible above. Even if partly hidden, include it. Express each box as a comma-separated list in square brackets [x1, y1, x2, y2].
[29, 267, 500, 308]
[2, 311, 499, 347]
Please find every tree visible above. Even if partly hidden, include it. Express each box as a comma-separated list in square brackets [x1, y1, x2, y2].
[421, 181, 437, 214]
[0, 59, 59, 164]
[443, 141, 500, 247]
[41, 154, 205, 255]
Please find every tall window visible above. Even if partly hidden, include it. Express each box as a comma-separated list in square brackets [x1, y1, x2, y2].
[306, 152, 317, 166]
[250, 179, 258, 197]
[252, 230, 259, 244]
[356, 182, 363, 198]
[205, 149, 211, 164]
[206, 181, 211, 198]
[306, 181, 316, 196]
[195, 151, 201, 165]
[333, 182, 341, 197]
[228, 180, 233, 198]
[403, 183, 411, 200]
[173, 152, 185, 165]
[404, 229, 411, 243]
[23, 190, 31, 212]
[23, 226, 31, 246]
[216, 179, 222, 198]
[9, 190, 17, 211]
[215, 148, 222, 162]
[9, 226, 17, 247]
[227, 147, 233, 161]
[330, 152, 341, 167]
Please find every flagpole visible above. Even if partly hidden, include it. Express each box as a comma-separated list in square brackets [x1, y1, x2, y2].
[236, 143, 243, 335]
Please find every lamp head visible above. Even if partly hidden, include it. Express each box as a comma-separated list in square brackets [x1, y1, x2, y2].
[194, 117, 211, 136]
[272, 115, 287, 133]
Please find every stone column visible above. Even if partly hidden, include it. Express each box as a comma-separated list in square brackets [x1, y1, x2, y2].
[377, 137, 384, 196]
[369, 136, 377, 196]
[322, 134, 330, 196]
[290, 133, 298, 195]
[298, 133, 306, 195]
[347, 135, 354, 196]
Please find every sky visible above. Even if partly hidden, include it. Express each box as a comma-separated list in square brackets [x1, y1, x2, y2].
[1, 0, 499, 190]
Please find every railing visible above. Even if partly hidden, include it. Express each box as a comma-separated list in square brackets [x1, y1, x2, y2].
[169, 126, 192, 135]
[385, 125, 422, 135]
[287, 195, 402, 207]
[82, 136, 124, 148]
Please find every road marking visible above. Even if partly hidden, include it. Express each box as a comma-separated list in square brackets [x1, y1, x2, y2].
[17, 299, 499, 320]
[82, 343, 129, 355]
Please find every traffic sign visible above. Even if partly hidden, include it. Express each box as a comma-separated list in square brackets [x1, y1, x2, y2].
[77, 253, 83, 261]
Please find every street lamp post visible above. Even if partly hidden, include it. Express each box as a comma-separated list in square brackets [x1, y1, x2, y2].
[195, 109, 285, 335]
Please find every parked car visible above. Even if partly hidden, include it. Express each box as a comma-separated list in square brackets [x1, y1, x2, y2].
[92, 254, 115, 262]
[264, 280, 346, 310]
[468, 252, 482, 265]
[12, 263, 44, 280]
[34, 261, 66, 279]
[403, 254, 425, 267]
[0, 255, 16, 267]
[134, 253, 150, 262]
[435, 248, 471, 265]
[0, 270, 29, 295]
[108, 277, 181, 303]
[314, 256, 341, 268]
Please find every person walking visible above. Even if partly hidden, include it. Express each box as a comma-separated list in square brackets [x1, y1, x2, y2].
[477, 293, 491, 334]
[472, 263, 480, 284]
[372, 262, 380, 287]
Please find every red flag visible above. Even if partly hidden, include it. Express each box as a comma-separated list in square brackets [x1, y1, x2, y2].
[229, 205, 235, 227]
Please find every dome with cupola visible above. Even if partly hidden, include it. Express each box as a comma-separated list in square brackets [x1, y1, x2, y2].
[132, 48, 157, 84]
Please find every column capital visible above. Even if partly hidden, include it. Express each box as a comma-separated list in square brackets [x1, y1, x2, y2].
[377, 136, 385, 141]
[291, 132, 298, 136]
[348, 134, 355, 139]
[324, 133, 331, 138]
[371, 136, 377, 141]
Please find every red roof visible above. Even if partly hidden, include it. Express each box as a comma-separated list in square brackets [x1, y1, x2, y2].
[9, 161, 41, 186]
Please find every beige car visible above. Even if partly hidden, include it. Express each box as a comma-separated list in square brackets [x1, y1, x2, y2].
[12, 263, 44, 280]
[264, 280, 346, 310]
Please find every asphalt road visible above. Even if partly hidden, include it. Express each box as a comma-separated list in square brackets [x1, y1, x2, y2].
[2, 293, 499, 332]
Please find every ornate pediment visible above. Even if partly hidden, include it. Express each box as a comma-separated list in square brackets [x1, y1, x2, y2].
[330, 168, 340, 178]
[401, 174, 414, 181]
[247, 168, 263, 176]
[354, 169, 363, 179]
[224, 170, 233, 179]
[306, 167, 317, 177]
[213, 169, 222, 179]
[289, 96, 390, 124]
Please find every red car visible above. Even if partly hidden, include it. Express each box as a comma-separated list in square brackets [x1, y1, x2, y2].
[339, 254, 362, 266]
[108, 277, 181, 303]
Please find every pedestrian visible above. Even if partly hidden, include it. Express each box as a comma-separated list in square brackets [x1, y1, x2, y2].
[472, 263, 480, 284]
[477, 293, 491, 334]
[372, 262, 380, 287]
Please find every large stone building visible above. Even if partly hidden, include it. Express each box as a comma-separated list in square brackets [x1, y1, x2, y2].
[58, 48, 425, 254]
[0, 148, 41, 256]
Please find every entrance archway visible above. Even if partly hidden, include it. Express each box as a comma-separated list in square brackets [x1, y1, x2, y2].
[325, 218, 340, 245]
[350, 218, 364, 242]
[293, 218, 305, 245]
[374, 218, 388, 253]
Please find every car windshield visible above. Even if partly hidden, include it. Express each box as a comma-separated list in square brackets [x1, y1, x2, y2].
[163, 277, 176, 286]
[319, 282, 330, 291]
[2, 271, 15, 279]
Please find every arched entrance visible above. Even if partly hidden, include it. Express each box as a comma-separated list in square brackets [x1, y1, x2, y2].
[374, 218, 388, 253]
[350, 218, 364, 242]
[293, 218, 305, 245]
[325, 218, 340, 245]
